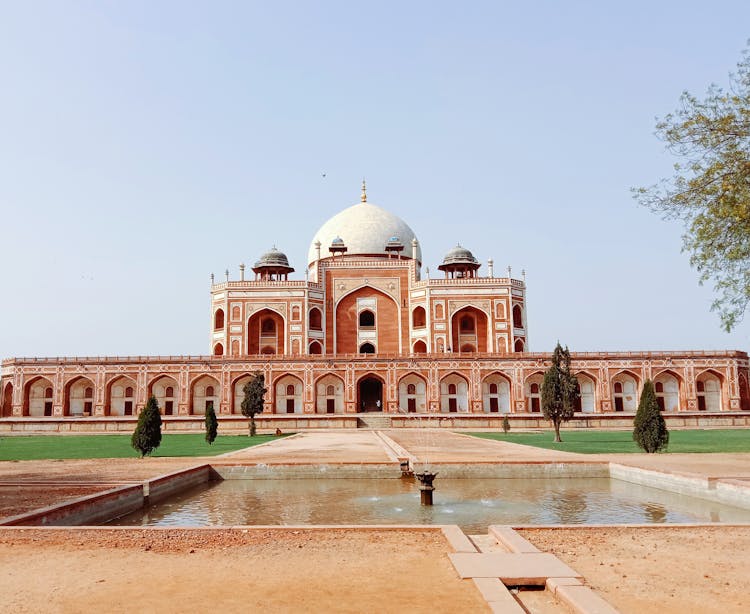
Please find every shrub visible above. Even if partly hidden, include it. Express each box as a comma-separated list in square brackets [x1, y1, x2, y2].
[131, 396, 162, 457]
[633, 380, 669, 453]
[205, 403, 218, 445]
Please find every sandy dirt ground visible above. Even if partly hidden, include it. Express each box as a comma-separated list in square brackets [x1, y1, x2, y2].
[519, 526, 750, 614]
[0, 527, 487, 614]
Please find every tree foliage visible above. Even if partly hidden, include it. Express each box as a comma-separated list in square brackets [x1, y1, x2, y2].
[502, 415, 511, 434]
[541, 343, 579, 443]
[204, 402, 218, 445]
[634, 45, 750, 331]
[241, 372, 267, 436]
[633, 380, 670, 453]
[131, 395, 162, 458]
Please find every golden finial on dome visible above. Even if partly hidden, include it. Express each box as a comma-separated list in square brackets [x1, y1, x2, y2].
[361, 179, 367, 203]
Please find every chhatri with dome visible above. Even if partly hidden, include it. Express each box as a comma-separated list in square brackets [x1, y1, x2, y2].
[1, 183, 748, 425]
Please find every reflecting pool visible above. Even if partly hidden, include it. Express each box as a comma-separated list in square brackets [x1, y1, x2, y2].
[109, 477, 750, 532]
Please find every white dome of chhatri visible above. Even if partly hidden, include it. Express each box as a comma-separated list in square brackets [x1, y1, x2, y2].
[307, 183, 421, 266]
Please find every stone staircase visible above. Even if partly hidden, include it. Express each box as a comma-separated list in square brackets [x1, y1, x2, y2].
[356, 414, 392, 429]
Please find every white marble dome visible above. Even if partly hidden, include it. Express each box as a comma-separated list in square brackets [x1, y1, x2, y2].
[308, 200, 421, 266]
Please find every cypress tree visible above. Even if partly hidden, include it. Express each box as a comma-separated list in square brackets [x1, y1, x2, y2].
[502, 415, 511, 433]
[541, 342, 579, 443]
[633, 380, 669, 453]
[205, 402, 218, 445]
[131, 395, 162, 458]
[241, 372, 267, 436]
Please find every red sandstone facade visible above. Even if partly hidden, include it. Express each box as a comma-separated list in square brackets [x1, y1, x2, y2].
[2, 185, 749, 422]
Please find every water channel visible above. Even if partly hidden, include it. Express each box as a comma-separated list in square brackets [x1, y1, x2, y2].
[109, 477, 750, 532]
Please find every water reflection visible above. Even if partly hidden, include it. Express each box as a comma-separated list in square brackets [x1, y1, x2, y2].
[109, 478, 750, 533]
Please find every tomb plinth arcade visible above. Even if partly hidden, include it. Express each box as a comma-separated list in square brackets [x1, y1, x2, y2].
[2, 184, 749, 425]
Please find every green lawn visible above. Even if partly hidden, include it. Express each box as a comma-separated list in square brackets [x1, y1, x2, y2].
[0, 433, 283, 461]
[469, 429, 750, 454]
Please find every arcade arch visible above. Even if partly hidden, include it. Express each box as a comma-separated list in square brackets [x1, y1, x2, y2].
[191, 375, 220, 415]
[398, 374, 427, 412]
[575, 373, 597, 413]
[248, 308, 285, 355]
[654, 371, 680, 412]
[150, 375, 178, 416]
[612, 371, 639, 412]
[107, 376, 137, 416]
[696, 371, 722, 412]
[24, 377, 54, 417]
[275, 375, 303, 414]
[412, 306, 426, 328]
[482, 373, 511, 413]
[315, 374, 344, 414]
[1, 382, 12, 417]
[525, 373, 544, 412]
[451, 306, 488, 353]
[440, 373, 468, 412]
[214, 308, 225, 330]
[64, 376, 95, 417]
[232, 374, 253, 414]
[358, 374, 384, 412]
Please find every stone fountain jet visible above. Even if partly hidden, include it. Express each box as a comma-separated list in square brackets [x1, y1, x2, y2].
[415, 471, 438, 506]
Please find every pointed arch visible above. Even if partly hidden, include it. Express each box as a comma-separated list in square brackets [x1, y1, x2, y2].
[63, 375, 95, 417]
[106, 375, 137, 416]
[23, 376, 54, 417]
[190, 374, 220, 415]
[524, 371, 545, 413]
[232, 373, 254, 414]
[335, 286, 401, 354]
[739, 370, 750, 411]
[1, 381, 13, 417]
[412, 306, 426, 329]
[148, 374, 179, 416]
[398, 372, 427, 412]
[512, 304, 523, 328]
[247, 308, 286, 355]
[450, 306, 488, 353]
[695, 369, 723, 412]
[574, 371, 598, 413]
[611, 370, 640, 412]
[357, 372, 385, 412]
[309, 340, 323, 355]
[214, 308, 225, 330]
[309, 307, 323, 331]
[440, 372, 469, 413]
[482, 372, 511, 413]
[315, 373, 345, 414]
[274, 374, 303, 414]
[412, 340, 427, 354]
[653, 369, 682, 413]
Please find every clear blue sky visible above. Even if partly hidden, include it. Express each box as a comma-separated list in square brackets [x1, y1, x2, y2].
[1, 1, 749, 357]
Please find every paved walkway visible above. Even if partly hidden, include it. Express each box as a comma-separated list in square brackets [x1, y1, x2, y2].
[219, 430, 750, 487]
[219, 430, 394, 464]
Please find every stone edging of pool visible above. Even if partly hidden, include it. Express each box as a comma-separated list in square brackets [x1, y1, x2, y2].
[3, 460, 750, 527]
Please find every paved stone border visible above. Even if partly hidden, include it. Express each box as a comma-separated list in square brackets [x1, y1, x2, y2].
[610, 462, 750, 510]
[0, 464, 213, 526]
